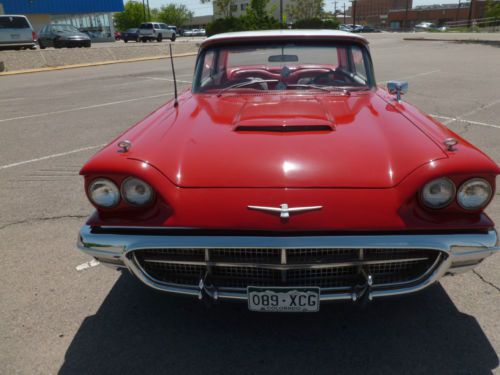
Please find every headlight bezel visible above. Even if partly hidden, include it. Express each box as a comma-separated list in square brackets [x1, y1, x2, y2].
[420, 177, 456, 209]
[457, 178, 493, 210]
[88, 178, 121, 208]
[120, 177, 155, 207]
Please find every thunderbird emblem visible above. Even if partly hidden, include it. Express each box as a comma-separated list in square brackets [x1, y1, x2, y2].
[248, 203, 323, 219]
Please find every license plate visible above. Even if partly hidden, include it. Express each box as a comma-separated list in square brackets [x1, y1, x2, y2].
[10, 34, 20, 39]
[248, 287, 320, 312]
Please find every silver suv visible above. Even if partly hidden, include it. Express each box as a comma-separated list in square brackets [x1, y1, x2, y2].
[138, 22, 176, 42]
[0, 15, 37, 50]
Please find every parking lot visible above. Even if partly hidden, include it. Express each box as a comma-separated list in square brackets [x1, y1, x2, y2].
[0, 33, 499, 374]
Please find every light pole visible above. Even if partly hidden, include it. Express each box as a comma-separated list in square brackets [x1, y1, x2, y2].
[280, 0, 283, 28]
[142, 0, 146, 22]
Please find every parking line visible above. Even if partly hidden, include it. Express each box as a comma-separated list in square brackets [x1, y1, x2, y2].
[0, 144, 105, 171]
[143, 76, 192, 84]
[0, 92, 172, 123]
[431, 114, 500, 130]
[379, 70, 440, 84]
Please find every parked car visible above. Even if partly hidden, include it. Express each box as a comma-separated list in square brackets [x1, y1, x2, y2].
[358, 26, 382, 33]
[192, 28, 206, 36]
[121, 28, 140, 43]
[38, 24, 91, 49]
[77, 30, 499, 312]
[183, 29, 194, 37]
[138, 22, 176, 42]
[0, 15, 37, 50]
[414, 22, 436, 31]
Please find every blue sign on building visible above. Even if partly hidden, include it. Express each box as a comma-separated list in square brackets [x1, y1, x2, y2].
[0, 0, 124, 14]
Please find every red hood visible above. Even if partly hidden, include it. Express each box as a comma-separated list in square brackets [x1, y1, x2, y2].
[124, 91, 447, 188]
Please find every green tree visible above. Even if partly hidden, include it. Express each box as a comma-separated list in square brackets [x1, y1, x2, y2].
[485, 0, 500, 18]
[200, 0, 236, 17]
[286, 0, 325, 21]
[245, 0, 280, 29]
[114, 0, 147, 31]
[157, 4, 194, 27]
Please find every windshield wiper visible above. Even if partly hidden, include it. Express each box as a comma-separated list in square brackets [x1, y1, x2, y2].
[216, 79, 279, 97]
[286, 84, 351, 95]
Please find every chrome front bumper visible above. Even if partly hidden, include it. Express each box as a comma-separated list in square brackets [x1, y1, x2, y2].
[77, 225, 499, 302]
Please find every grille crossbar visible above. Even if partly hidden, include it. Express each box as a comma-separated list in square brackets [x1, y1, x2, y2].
[134, 247, 442, 290]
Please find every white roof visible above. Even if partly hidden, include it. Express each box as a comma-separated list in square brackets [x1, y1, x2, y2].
[201, 29, 368, 47]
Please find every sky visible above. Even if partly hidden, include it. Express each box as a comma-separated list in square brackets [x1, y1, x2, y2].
[148, 0, 453, 16]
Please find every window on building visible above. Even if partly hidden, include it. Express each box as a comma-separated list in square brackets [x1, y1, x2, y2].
[241, 4, 248, 11]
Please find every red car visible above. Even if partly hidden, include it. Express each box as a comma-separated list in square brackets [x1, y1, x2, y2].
[77, 30, 499, 312]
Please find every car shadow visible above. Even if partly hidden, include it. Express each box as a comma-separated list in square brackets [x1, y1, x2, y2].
[59, 272, 498, 375]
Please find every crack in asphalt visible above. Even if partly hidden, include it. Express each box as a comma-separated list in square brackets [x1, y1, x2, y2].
[0, 214, 88, 231]
[458, 122, 473, 136]
[473, 270, 500, 292]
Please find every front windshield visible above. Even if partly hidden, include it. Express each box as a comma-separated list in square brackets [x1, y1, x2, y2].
[52, 25, 79, 33]
[193, 42, 373, 94]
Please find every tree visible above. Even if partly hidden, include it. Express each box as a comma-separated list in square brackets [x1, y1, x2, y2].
[485, 0, 500, 19]
[200, 0, 236, 17]
[114, 1, 147, 31]
[286, 0, 325, 21]
[157, 4, 194, 27]
[245, 0, 280, 29]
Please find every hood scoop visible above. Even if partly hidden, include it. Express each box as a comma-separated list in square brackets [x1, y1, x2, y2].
[234, 98, 335, 132]
[235, 124, 333, 132]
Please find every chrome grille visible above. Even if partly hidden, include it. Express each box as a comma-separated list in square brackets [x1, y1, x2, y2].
[134, 247, 442, 290]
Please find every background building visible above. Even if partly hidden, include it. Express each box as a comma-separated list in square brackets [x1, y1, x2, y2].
[349, 0, 411, 27]
[0, 0, 124, 41]
[388, 1, 487, 29]
[213, 0, 293, 20]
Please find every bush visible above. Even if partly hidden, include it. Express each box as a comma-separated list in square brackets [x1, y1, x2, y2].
[206, 15, 280, 36]
[293, 17, 340, 29]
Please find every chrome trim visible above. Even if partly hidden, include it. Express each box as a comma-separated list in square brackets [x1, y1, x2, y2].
[139, 256, 431, 270]
[248, 204, 322, 219]
[77, 225, 499, 302]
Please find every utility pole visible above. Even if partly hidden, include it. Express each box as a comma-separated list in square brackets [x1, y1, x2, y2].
[351, 0, 357, 26]
[142, 0, 146, 22]
[343, 3, 346, 23]
[404, 0, 409, 31]
[334, 1, 338, 14]
[456, 0, 461, 21]
[146, 0, 151, 21]
[467, 0, 474, 29]
[280, 0, 283, 29]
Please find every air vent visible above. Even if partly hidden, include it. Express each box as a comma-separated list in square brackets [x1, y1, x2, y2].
[234, 125, 334, 132]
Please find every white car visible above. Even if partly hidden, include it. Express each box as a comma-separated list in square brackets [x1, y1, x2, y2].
[0, 15, 37, 50]
[138, 22, 176, 42]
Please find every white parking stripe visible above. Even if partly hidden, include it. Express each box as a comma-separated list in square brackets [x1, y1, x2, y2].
[379, 70, 440, 84]
[76, 259, 100, 271]
[0, 144, 105, 171]
[143, 76, 192, 84]
[431, 114, 500, 130]
[0, 92, 172, 123]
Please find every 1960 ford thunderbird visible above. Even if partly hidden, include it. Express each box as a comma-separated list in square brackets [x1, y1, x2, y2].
[77, 30, 499, 312]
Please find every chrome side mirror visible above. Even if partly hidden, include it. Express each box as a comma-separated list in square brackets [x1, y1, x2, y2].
[387, 81, 408, 102]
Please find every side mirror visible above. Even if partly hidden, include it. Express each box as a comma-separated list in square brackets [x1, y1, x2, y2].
[387, 81, 408, 102]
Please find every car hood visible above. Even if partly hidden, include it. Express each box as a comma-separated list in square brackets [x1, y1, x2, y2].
[127, 91, 447, 188]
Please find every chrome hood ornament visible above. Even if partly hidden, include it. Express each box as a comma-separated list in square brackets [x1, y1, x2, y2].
[248, 203, 323, 219]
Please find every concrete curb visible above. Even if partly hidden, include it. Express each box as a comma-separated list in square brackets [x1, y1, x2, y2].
[0, 52, 197, 76]
[404, 37, 500, 46]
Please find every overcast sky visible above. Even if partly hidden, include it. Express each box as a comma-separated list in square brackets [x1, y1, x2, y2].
[148, 0, 453, 16]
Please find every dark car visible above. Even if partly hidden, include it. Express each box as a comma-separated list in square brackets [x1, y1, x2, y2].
[38, 24, 91, 49]
[358, 26, 382, 33]
[121, 28, 140, 43]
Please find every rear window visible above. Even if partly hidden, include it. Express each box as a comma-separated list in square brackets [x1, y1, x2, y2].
[139, 23, 153, 29]
[0, 16, 30, 29]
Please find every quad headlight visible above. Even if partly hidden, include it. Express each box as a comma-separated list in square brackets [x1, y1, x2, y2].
[457, 178, 492, 210]
[121, 177, 154, 206]
[88, 178, 120, 208]
[421, 177, 455, 209]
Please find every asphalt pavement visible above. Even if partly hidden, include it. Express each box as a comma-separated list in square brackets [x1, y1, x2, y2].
[0, 34, 499, 374]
